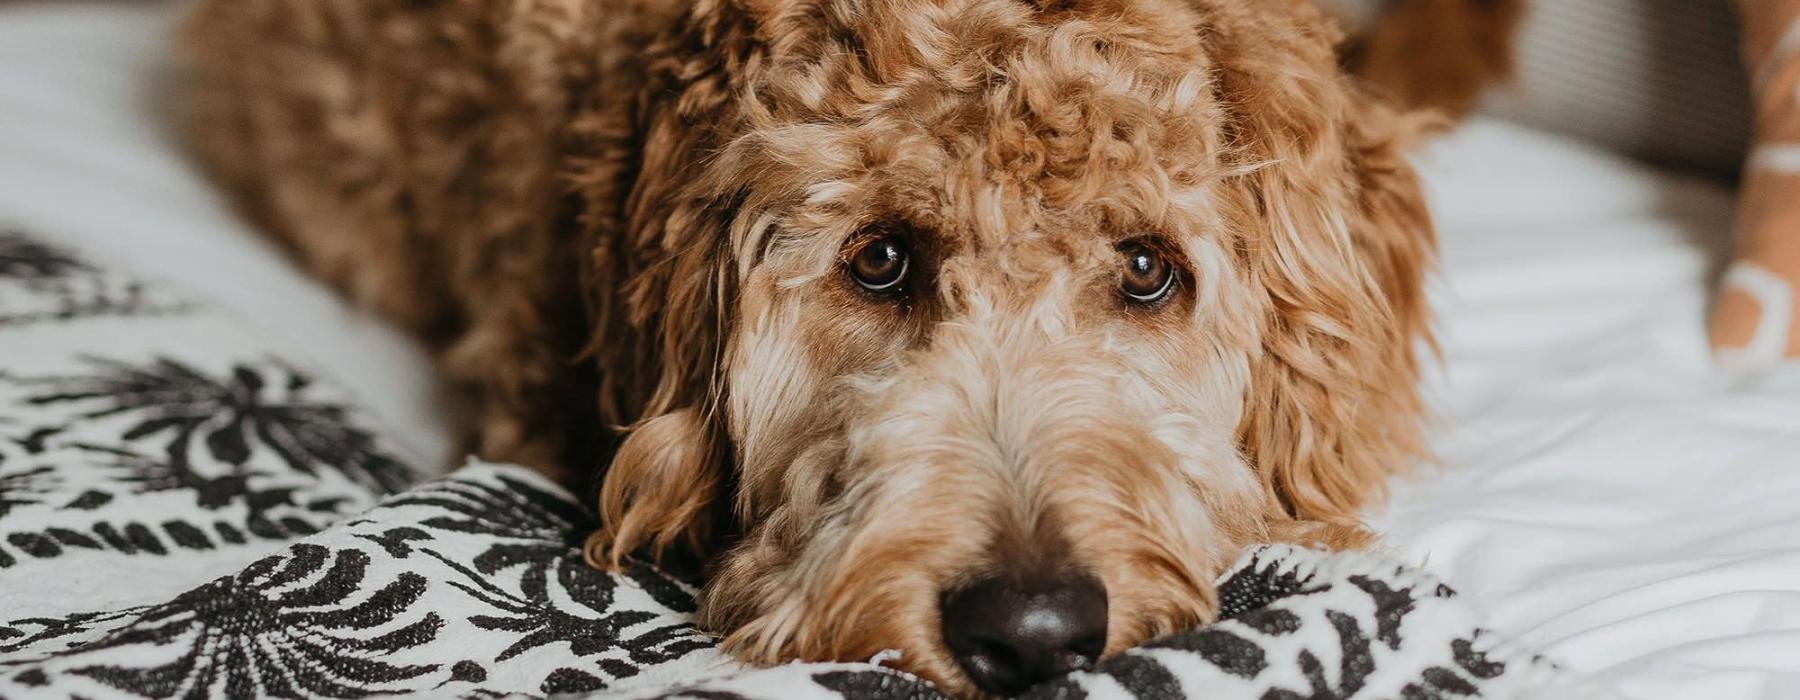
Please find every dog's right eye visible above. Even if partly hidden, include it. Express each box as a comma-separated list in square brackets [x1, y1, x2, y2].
[1119, 242, 1176, 305]
[847, 236, 911, 294]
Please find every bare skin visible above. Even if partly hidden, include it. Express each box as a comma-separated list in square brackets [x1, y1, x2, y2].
[1711, 1, 1800, 359]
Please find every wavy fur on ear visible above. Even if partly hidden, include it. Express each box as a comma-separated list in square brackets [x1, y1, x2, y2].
[585, 408, 725, 568]
[571, 0, 759, 566]
[1209, 1, 1436, 525]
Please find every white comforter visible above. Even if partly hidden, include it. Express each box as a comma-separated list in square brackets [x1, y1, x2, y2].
[4, 3, 1798, 698]
[1379, 125, 1800, 698]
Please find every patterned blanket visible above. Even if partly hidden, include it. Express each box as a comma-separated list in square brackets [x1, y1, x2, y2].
[0, 228, 1600, 699]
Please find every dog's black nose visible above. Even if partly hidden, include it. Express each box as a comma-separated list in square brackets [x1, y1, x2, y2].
[940, 573, 1108, 696]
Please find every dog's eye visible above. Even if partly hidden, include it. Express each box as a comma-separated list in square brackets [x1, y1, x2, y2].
[848, 236, 911, 293]
[1120, 243, 1175, 303]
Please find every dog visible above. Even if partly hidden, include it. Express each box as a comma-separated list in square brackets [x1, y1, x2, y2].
[1325, 0, 1524, 119]
[176, 0, 1435, 695]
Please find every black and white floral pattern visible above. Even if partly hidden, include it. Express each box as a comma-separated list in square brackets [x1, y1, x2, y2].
[0, 229, 1605, 699]
[0, 229, 191, 327]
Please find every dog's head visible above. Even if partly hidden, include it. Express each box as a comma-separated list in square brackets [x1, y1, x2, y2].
[578, 0, 1432, 694]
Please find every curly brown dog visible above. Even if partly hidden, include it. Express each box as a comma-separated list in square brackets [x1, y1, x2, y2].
[176, 0, 1435, 694]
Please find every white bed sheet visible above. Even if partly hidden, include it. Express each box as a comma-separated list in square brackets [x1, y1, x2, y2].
[0, 2, 456, 469]
[1377, 125, 1800, 698]
[4, 3, 1799, 698]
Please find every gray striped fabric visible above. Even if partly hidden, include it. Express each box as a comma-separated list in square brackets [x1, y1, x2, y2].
[1481, 0, 1753, 180]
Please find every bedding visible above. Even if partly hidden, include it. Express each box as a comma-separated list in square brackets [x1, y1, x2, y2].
[3, 1, 1800, 699]
[0, 2, 454, 470]
[1382, 123, 1800, 699]
[0, 229, 1584, 698]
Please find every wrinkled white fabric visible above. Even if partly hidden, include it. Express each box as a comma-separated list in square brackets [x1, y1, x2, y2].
[1378, 120, 1800, 700]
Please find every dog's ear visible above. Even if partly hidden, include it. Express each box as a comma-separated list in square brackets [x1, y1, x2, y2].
[1209, 3, 1436, 526]
[574, 1, 766, 567]
[586, 408, 727, 568]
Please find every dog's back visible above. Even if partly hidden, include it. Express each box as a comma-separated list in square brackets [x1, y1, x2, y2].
[176, 0, 688, 480]
[173, 0, 1473, 493]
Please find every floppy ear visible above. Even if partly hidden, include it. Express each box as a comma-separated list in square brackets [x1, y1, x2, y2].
[1210, 3, 1436, 526]
[586, 408, 729, 568]
[573, 1, 763, 568]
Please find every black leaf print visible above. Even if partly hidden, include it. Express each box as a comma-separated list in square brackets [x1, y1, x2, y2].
[1451, 637, 1506, 679]
[646, 691, 756, 700]
[390, 474, 715, 676]
[1348, 575, 1418, 651]
[434, 549, 665, 663]
[1327, 610, 1375, 697]
[382, 474, 702, 626]
[0, 607, 145, 657]
[355, 526, 433, 558]
[13, 669, 48, 687]
[448, 661, 486, 683]
[624, 563, 702, 614]
[541, 667, 609, 695]
[0, 230, 190, 325]
[1145, 627, 1268, 679]
[74, 442, 284, 511]
[1, 511, 336, 569]
[610, 620, 716, 667]
[1218, 558, 1332, 621]
[1260, 611, 1376, 700]
[26, 356, 414, 494]
[1016, 675, 1087, 700]
[62, 489, 111, 509]
[0, 231, 92, 282]
[0, 465, 57, 518]
[1419, 666, 1479, 695]
[812, 669, 947, 700]
[1101, 652, 1186, 700]
[387, 473, 592, 544]
[1262, 651, 1329, 700]
[7, 426, 62, 455]
[7, 532, 64, 557]
[61, 544, 439, 698]
[1234, 608, 1304, 637]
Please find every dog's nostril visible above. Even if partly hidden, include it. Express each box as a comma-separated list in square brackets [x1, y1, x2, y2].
[940, 573, 1108, 696]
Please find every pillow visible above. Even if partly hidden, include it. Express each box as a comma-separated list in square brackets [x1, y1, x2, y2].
[0, 228, 1602, 698]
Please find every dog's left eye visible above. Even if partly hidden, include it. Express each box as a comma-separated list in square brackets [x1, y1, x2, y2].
[1120, 243, 1176, 303]
[848, 236, 911, 293]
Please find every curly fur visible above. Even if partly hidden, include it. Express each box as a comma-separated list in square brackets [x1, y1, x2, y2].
[177, 0, 1435, 693]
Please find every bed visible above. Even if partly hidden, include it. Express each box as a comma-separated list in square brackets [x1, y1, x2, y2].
[3, 2, 1799, 698]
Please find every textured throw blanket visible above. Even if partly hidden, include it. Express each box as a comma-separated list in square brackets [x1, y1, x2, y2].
[0, 228, 1597, 699]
